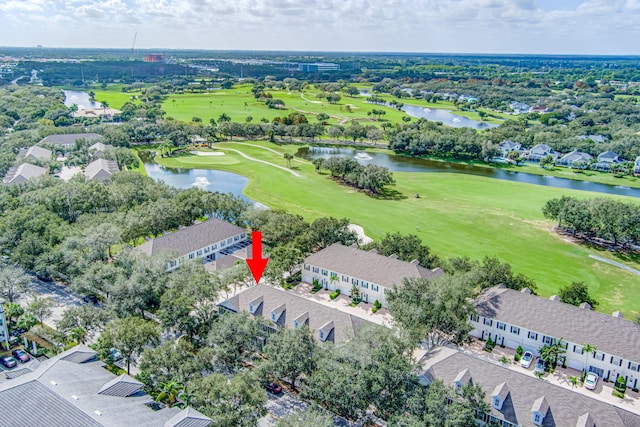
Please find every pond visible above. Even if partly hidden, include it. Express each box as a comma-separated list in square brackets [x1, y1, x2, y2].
[358, 90, 497, 130]
[139, 152, 263, 206]
[401, 104, 499, 130]
[296, 146, 640, 198]
[63, 90, 102, 110]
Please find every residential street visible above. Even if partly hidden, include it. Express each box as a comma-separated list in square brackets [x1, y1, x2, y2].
[22, 277, 84, 324]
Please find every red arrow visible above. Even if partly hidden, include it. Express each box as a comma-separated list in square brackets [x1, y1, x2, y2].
[246, 231, 268, 285]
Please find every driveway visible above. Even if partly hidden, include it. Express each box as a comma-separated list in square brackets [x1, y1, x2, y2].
[22, 277, 85, 324]
[259, 390, 356, 426]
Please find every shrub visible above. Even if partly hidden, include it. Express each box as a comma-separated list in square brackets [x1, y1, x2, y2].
[613, 390, 625, 399]
[516, 346, 524, 356]
[614, 376, 627, 394]
[372, 306, 378, 313]
[484, 336, 495, 352]
[514, 353, 521, 362]
[329, 290, 340, 300]
[373, 300, 382, 310]
[499, 355, 509, 364]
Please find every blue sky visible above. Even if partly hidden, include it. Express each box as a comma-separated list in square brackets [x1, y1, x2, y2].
[0, 0, 639, 54]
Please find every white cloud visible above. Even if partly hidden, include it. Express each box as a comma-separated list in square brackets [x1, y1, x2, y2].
[0, 0, 638, 53]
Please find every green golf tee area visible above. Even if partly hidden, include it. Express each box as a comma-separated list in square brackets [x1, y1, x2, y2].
[155, 141, 640, 318]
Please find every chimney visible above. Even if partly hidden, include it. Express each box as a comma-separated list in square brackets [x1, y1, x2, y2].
[521, 287, 532, 295]
[612, 311, 624, 318]
[579, 302, 592, 310]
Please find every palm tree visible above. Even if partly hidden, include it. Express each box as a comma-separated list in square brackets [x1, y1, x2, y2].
[582, 343, 597, 372]
[568, 376, 579, 389]
[158, 140, 174, 157]
[284, 153, 294, 168]
[156, 381, 184, 407]
[177, 387, 194, 408]
[68, 327, 87, 344]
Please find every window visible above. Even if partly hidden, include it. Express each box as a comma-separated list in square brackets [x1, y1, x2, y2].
[212, 244, 217, 250]
[527, 331, 538, 341]
[534, 414, 541, 424]
[496, 322, 506, 331]
[483, 318, 493, 326]
[372, 284, 379, 292]
[493, 397, 501, 408]
[611, 356, 622, 367]
[510, 326, 520, 335]
[304, 265, 310, 271]
[361, 282, 369, 289]
[573, 345, 583, 354]
[321, 269, 328, 277]
[204, 247, 209, 254]
[197, 250, 203, 256]
[543, 336, 554, 345]
[234, 235, 239, 241]
[342, 275, 349, 282]
[352, 278, 359, 285]
[312, 267, 319, 273]
[227, 238, 233, 244]
[188, 253, 194, 259]
[470, 314, 480, 322]
[594, 351, 605, 361]
[220, 241, 226, 247]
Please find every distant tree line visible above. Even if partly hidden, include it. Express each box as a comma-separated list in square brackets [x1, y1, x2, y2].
[543, 196, 640, 248]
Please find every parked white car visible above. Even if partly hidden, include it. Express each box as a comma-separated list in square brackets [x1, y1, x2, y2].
[584, 373, 599, 390]
[520, 351, 534, 368]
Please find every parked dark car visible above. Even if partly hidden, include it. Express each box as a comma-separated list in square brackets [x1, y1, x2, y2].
[0, 356, 18, 369]
[266, 382, 282, 394]
[83, 294, 99, 304]
[12, 349, 31, 363]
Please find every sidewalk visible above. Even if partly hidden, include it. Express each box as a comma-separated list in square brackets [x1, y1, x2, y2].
[462, 337, 640, 416]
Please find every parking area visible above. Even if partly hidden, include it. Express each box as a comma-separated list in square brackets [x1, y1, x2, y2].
[461, 337, 640, 415]
[258, 390, 355, 426]
[21, 277, 85, 324]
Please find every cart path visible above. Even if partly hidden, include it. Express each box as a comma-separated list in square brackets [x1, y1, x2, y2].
[216, 147, 301, 177]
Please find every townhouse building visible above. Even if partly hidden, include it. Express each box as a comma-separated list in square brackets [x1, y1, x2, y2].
[302, 243, 444, 307]
[134, 218, 248, 271]
[471, 286, 640, 389]
[420, 346, 640, 427]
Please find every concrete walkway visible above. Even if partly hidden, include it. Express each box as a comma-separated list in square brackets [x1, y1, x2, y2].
[589, 254, 640, 276]
[231, 142, 310, 165]
[216, 147, 301, 177]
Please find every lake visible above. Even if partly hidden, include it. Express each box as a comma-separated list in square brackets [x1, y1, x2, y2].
[63, 90, 102, 110]
[141, 156, 264, 206]
[401, 104, 499, 130]
[296, 146, 640, 198]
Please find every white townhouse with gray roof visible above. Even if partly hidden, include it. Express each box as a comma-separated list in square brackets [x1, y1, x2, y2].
[420, 346, 640, 427]
[134, 218, 248, 271]
[0, 344, 212, 426]
[302, 243, 444, 307]
[41, 132, 102, 151]
[219, 284, 377, 344]
[471, 286, 640, 389]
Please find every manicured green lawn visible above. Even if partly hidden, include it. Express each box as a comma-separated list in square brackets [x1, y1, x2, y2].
[153, 141, 640, 318]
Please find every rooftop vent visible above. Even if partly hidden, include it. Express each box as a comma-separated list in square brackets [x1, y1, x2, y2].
[579, 302, 592, 310]
[549, 295, 560, 302]
[612, 311, 624, 318]
[521, 287, 532, 295]
[388, 254, 398, 259]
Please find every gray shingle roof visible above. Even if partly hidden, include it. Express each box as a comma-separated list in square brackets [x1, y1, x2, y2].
[304, 243, 443, 288]
[0, 345, 184, 427]
[597, 150, 622, 162]
[164, 406, 212, 427]
[85, 159, 119, 181]
[135, 218, 246, 259]
[558, 149, 593, 164]
[98, 374, 143, 397]
[2, 163, 47, 185]
[474, 287, 640, 362]
[89, 142, 114, 153]
[42, 133, 102, 146]
[21, 145, 52, 161]
[421, 347, 640, 427]
[220, 285, 376, 343]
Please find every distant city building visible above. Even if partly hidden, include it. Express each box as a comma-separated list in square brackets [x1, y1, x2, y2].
[298, 62, 340, 72]
[143, 54, 166, 63]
